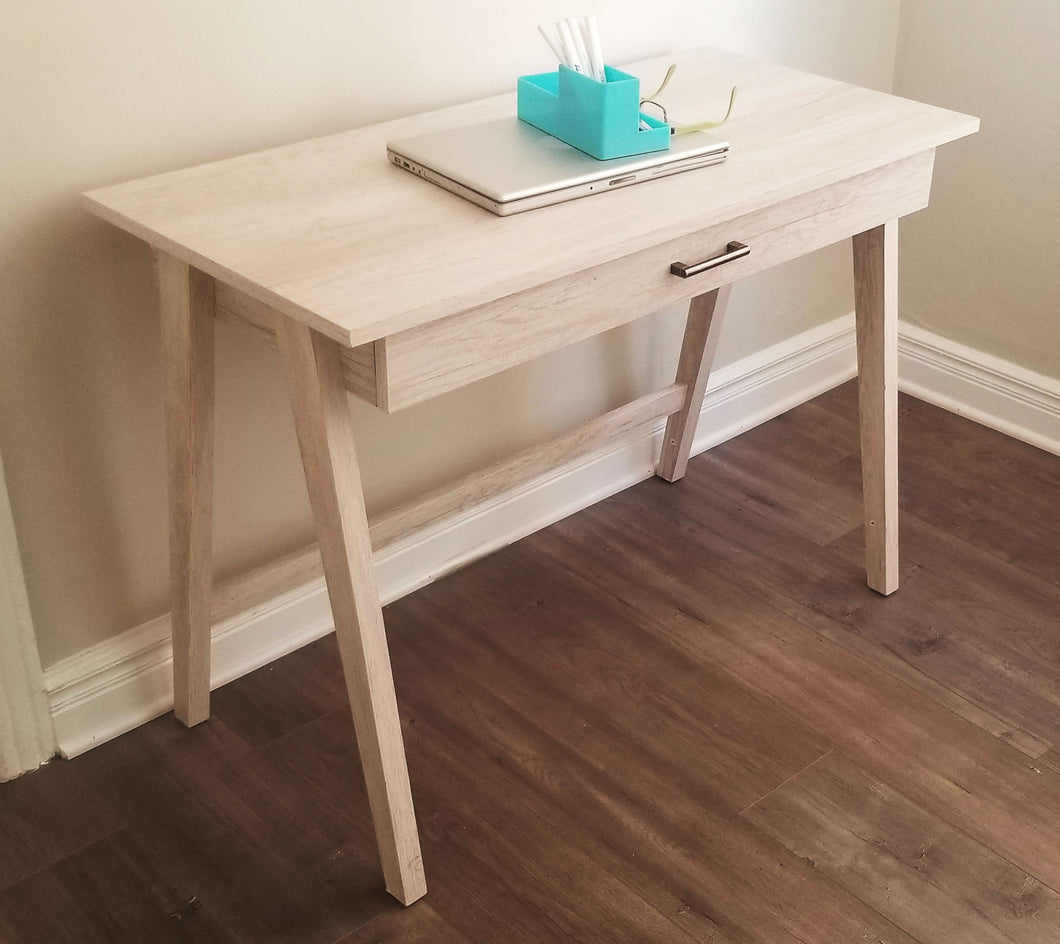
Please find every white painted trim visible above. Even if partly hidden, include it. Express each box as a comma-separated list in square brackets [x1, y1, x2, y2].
[44, 313, 859, 759]
[898, 323, 1060, 456]
[0, 451, 57, 780]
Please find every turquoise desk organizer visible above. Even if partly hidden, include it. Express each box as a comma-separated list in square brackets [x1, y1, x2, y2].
[517, 65, 670, 160]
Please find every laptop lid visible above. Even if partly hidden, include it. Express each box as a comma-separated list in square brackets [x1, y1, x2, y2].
[386, 117, 728, 216]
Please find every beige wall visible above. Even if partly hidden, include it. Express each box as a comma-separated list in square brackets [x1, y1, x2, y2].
[0, 1, 901, 667]
[894, 0, 1060, 379]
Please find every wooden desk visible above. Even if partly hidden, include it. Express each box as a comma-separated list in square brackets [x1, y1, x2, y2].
[83, 48, 977, 905]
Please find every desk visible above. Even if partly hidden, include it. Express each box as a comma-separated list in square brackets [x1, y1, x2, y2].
[83, 48, 977, 905]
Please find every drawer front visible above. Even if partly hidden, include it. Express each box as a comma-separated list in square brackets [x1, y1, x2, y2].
[377, 150, 934, 412]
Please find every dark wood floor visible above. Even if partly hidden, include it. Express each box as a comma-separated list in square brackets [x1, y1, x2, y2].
[3, 382, 1059, 944]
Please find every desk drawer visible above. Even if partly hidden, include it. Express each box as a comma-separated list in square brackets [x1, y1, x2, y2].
[218, 150, 933, 413]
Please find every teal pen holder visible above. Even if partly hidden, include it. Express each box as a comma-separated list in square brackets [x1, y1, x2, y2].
[517, 65, 670, 160]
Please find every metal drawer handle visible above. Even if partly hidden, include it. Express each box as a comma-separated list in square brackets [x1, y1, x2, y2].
[670, 241, 750, 278]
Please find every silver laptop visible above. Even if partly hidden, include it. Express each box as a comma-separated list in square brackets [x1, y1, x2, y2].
[386, 118, 728, 216]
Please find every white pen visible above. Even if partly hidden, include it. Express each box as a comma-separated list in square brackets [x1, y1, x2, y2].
[577, 20, 597, 80]
[584, 16, 606, 81]
[567, 17, 592, 78]
[556, 19, 584, 73]
[537, 23, 567, 67]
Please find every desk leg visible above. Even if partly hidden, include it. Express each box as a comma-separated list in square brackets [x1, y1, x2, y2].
[657, 285, 732, 482]
[277, 318, 427, 906]
[853, 221, 899, 595]
[158, 252, 215, 727]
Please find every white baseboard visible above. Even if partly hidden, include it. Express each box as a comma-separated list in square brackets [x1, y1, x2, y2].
[898, 323, 1060, 456]
[43, 313, 859, 759]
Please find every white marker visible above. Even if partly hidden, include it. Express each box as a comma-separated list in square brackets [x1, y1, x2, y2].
[537, 24, 567, 66]
[556, 19, 584, 73]
[584, 16, 606, 81]
[577, 20, 597, 80]
[567, 17, 592, 78]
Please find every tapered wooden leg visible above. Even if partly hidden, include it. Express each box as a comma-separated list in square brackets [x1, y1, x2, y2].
[277, 318, 426, 906]
[158, 252, 215, 726]
[853, 221, 899, 595]
[657, 284, 732, 482]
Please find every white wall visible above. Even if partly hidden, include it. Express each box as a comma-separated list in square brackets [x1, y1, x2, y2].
[0, 0, 901, 667]
[894, 0, 1060, 379]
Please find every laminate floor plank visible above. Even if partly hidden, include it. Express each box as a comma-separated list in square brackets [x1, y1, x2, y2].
[886, 456, 1059, 591]
[334, 902, 469, 944]
[398, 544, 832, 815]
[0, 750, 123, 891]
[253, 699, 593, 944]
[539, 484, 1050, 760]
[74, 713, 392, 944]
[384, 579, 916, 944]
[720, 397, 861, 477]
[402, 707, 708, 944]
[207, 638, 349, 748]
[828, 512, 1060, 662]
[895, 396, 1060, 523]
[254, 624, 732, 943]
[679, 487, 1060, 754]
[668, 445, 1060, 755]
[534, 496, 1060, 890]
[743, 750, 1060, 944]
[816, 385, 1059, 586]
[0, 830, 239, 944]
[391, 601, 779, 944]
[826, 525, 1060, 752]
[1040, 749, 1060, 776]
[677, 436, 863, 546]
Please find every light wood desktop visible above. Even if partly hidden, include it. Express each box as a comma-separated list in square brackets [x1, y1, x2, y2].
[83, 48, 978, 905]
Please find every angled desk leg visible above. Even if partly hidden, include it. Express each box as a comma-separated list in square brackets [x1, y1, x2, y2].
[853, 221, 899, 595]
[158, 251, 215, 727]
[276, 318, 427, 906]
[657, 284, 733, 482]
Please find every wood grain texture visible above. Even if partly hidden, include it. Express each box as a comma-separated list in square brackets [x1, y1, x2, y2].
[276, 319, 425, 906]
[657, 286, 732, 481]
[538, 436, 1060, 893]
[1, 387, 1056, 943]
[674, 392, 1056, 759]
[83, 49, 976, 350]
[744, 750, 1060, 943]
[853, 221, 900, 594]
[71, 715, 393, 943]
[0, 758, 122, 892]
[384, 565, 916, 944]
[158, 251, 216, 726]
[0, 830, 239, 944]
[337, 904, 469, 944]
